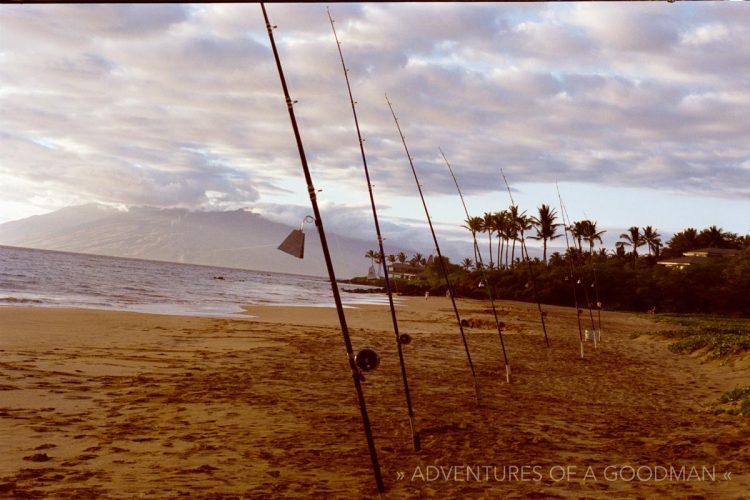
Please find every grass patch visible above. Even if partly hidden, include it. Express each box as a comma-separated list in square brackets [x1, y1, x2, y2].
[639, 315, 750, 418]
[717, 387, 750, 417]
[638, 314, 750, 360]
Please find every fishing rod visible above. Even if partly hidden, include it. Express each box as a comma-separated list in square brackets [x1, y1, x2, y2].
[500, 169, 550, 348]
[555, 182, 585, 359]
[386, 95, 491, 395]
[592, 264, 603, 342]
[261, 4, 384, 493]
[440, 148, 512, 381]
[561, 205, 598, 347]
[328, 8, 420, 451]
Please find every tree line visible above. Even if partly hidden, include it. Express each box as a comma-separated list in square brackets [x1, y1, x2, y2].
[357, 205, 749, 316]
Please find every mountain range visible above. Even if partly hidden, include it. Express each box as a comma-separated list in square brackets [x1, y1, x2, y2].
[0, 204, 386, 278]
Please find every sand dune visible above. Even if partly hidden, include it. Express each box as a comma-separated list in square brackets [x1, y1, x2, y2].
[1, 299, 748, 498]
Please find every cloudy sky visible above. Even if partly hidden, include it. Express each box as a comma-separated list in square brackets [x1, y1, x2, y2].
[1, 3, 748, 259]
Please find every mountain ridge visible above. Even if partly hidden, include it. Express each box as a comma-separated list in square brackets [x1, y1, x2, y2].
[0, 204, 383, 278]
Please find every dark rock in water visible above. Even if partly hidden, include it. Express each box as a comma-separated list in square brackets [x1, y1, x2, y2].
[342, 287, 386, 294]
[213, 276, 225, 280]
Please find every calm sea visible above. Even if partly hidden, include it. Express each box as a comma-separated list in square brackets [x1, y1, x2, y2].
[0, 246, 390, 318]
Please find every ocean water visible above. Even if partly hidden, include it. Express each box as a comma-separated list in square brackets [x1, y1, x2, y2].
[0, 246, 391, 318]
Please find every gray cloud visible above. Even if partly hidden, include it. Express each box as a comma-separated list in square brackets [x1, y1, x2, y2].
[0, 2, 747, 227]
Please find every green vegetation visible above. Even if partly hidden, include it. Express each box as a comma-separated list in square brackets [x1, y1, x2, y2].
[355, 218, 749, 317]
[718, 387, 750, 416]
[647, 315, 750, 359]
[636, 315, 750, 417]
[637, 315, 750, 359]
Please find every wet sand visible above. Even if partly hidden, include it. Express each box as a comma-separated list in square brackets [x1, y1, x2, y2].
[1, 298, 748, 498]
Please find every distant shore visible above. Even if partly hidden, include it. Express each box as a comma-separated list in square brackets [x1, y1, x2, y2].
[1, 300, 748, 497]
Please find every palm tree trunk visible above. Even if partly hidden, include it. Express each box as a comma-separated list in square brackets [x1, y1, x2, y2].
[488, 233, 493, 268]
[497, 238, 501, 270]
[472, 231, 478, 265]
[543, 237, 548, 264]
[499, 238, 504, 269]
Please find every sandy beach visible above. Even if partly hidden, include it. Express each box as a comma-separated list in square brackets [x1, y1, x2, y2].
[1, 298, 748, 498]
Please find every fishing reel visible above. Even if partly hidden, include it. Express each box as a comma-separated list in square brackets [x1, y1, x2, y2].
[355, 348, 380, 381]
[399, 333, 412, 345]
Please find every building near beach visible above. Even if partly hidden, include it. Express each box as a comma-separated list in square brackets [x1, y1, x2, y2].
[657, 247, 740, 269]
[387, 262, 423, 280]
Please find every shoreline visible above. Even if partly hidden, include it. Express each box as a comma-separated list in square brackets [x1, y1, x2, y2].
[1, 299, 748, 497]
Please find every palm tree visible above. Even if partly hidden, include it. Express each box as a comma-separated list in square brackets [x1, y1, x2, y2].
[481, 212, 496, 268]
[365, 249, 376, 267]
[460, 257, 473, 271]
[410, 252, 425, 266]
[582, 220, 606, 257]
[374, 251, 384, 277]
[507, 205, 526, 267]
[642, 226, 662, 257]
[530, 204, 561, 265]
[699, 225, 727, 248]
[618, 226, 644, 268]
[387, 254, 396, 264]
[516, 213, 533, 262]
[664, 227, 698, 257]
[397, 251, 407, 264]
[463, 216, 483, 266]
[570, 220, 587, 252]
[494, 211, 507, 269]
